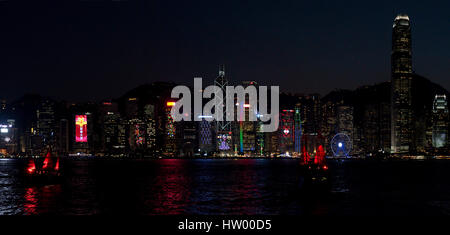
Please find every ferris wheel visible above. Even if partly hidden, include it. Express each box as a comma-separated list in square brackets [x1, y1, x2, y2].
[330, 133, 352, 157]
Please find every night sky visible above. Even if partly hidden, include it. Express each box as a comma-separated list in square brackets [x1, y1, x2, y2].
[0, 0, 448, 102]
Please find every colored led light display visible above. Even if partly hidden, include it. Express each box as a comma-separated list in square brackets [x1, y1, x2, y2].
[135, 124, 144, 145]
[75, 115, 88, 142]
[218, 134, 231, 150]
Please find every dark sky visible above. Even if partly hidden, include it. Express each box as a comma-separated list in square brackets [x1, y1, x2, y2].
[0, 0, 449, 102]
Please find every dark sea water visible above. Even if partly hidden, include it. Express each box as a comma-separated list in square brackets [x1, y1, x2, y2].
[0, 158, 449, 215]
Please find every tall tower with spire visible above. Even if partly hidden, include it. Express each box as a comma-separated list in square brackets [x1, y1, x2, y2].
[214, 65, 232, 154]
[391, 14, 413, 155]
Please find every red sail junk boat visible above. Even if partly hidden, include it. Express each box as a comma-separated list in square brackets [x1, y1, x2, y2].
[300, 133, 330, 187]
[25, 148, 62, 184]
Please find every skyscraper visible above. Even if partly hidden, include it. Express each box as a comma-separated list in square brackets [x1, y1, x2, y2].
[336, 105, 354, 138]
[36, 98, 56, 149]
[163, 101, 176, 156]
[198, 118, 214, 155]
[294, 106, 302, 154]
[391, 14, 413, 154]
[432, 95, 448, 148]
[143, 104, 156, 153]
[298, 94, 321, 134]
[279, 109, 295, 155]
[234, 81, 258, 154]
[214, 65, 233, 154]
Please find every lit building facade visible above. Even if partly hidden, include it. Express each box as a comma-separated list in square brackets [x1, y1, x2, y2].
[214, 65, 233, 154]
[143, 104, 156, 152]
[336, 105, 353, 137]
[163, 101, 176, 156]
[99, 102, 125, 155]
[36, 98, 56, 150]
[128, 118, 146, 152]
[198, 118, 214, 155]
[175, 120, 197, 157]
[391, 14, 413, 154]
[299, 94, 321, 134]
[363, 103, 391, 154]
[320, 100, 338, 152]
[232, 81, 259, 155]
[432, 95, 448, 148]
[0, 120, 17, 156]
[294, 106, 302, 154]
[72, 113, 92, 154]
[279, 109, 295, 155]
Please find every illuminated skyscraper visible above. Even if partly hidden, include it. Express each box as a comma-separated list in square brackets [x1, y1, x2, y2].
[0, 120, 17, 155]
[232, 81, 258, 154]
[294, 106, 302, 153]
[391, 14, 413, 154]
[214, 65, 232, 153]
[163, 101, 176, 156]
[36, 98, 56, 148]
[198, 117, 214, 155]
[298, 94, 321, 134]
[143, 104, 156, 152]
[432, 95, 448, 148]
[336, 105, 353, 138]
[279, 109, 294, 155]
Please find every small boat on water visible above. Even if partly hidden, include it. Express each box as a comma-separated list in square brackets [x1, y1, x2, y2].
[299, 134, 330, 189]
[24, 148, 63, 184]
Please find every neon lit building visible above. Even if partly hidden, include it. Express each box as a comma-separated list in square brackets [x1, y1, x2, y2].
[214, 65, 233, 154]
[279, 110, 295, 155]
[294, 106, 302, 154]
[135, 124, 144, 146]
[72, 112, 92, 154]
[75, 115, 88, 143]
[163, 101, 176, 156]
[240, 102, 256, 153]
[391, 14, 413, 154]
[128, 118, 146, 151]
[232, 81, 259, 155]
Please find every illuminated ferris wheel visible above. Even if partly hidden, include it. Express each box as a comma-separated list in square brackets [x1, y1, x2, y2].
[330, 133, 352, 157]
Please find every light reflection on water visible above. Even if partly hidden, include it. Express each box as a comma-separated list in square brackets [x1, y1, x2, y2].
[24, 187, 38, 214]
[0, 158, 450, 215]
[150, 159, 192, 215]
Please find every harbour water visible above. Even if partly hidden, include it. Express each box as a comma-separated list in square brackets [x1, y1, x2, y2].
[0, 158, 449, 215]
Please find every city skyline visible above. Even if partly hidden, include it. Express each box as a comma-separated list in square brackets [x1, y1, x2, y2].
[0, 11, 449, 158]
[0, 1, 449, 102]
[0, 2, 449, 158]
[1, 2, 450, 220]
